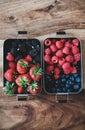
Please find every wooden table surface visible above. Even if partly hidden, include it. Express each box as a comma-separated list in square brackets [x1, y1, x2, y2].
[0, 0, 85, 130]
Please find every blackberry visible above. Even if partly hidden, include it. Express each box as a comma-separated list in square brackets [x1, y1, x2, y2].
[29, 49, 38, 57]
[14, 55, 23, 62]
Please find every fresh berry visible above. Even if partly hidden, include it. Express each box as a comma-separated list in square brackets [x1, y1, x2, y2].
[45, 39, 51, 46]
[46, 65, 54, 73]
[50, 44, 57, 52]
[62, 62, 71, 74]
[63, 47, 70, 55]
[65, 41, 72, 48]
[76, 77, 81, 83]
[72, 39, 79, 46]
[66, 55, 73, 63]
[56, 41, 63, 49]
[4, 69, 15, 82]
[58, 58, 65, 66]
[8, 62, 16, 69]
[54, 74, 60, 79]
[45, 48, 51, 55]
[6, 53, 14, 61]
[52, 56, 58, 63]
[18, 86, 24, 94]
[72, 46, 79, 54]
[44, 55, 51, 63]
[56, 50, 63, 57]
[60, 39, 66, 43]
[25, 55, 32, 62]
[54, 68, 60, 75]
[73, 84, 79, 90]
[17, 59, 29, 74]
[16, 74, 32, 87]
[74, 53, 81, 62]
[71, 67, 77, 74]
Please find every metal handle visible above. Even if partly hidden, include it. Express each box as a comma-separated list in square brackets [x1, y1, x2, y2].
[55, 93, 69, 103]
[16, 31, 28, 39]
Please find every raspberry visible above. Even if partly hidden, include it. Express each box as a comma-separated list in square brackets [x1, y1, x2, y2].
[52, 56, 58, 63]
[45, 48, 51, 55]
[8, 62, 16, 69]
[65, 41, 72, 48]
[46, 65, 54, 73]
[71, 67, 77, 74]
[6, 53, 14, 61]
[45, 39, 51, 46]
[72, 39, 79, 46]
[72, 46, 79, 54]
[56, 41, 63, 49]
[66, 55, 73, 63]
[54, 68, 60, 75]
[58, 58, 65, 66]
[44, 55, 51, 63]
[63, 47, 70, 55]
[25, 55, 32, 62]
[74, 53, 81, 62]
[64, 69, 71, 74]
[56, 50, 63, 57]
[54, 74, 60, 79]
[60, 39, 66, 43]
[62, 62, 72, 74]
[50, 44, 57, 52]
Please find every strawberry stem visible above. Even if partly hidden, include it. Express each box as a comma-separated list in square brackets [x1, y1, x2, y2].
[33, 67, 42, 76]
[20, 60, 28, 68]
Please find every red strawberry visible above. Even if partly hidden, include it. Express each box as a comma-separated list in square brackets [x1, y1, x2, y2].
[17, 59, 29, 74]
[8, 62, 16, 69]
[54, 68, 60, 75]
[66, 55, 73, 63]
[17, 86, 24, 94]
[29, 65, 42, 81]
[52, 56, 58, 63]
[65, 41, 72, 48]
[45, 39, 51, 46]
[6, 53, 14, 61]
[25, 55, 32, 62]
[74, 53, 81, 62]
[58, 58, 65, 66]
[71, 67, 77, 74]
[45, 48, 51, 55]
[16, 74, 32, 87]
[56, 50, 63, 57]
[72, 39, 79, 46]
[44, 55, 51, 63]
[56, 41, 63, 49]
[72, 46, 79, 54]
[54, 74, 60, 79]
[63, 47, 70, 55]
[4, 69, 14, 82]
[50, 44, 57, 52]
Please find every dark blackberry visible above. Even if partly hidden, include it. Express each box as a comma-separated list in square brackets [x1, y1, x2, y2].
[29, 49, 38, 57]
[18, 43, 26, 53]
[14, 55, 23, 62]
[10, 48, 17, 55]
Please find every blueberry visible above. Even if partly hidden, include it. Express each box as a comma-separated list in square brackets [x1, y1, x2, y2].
[65, 75, 70, 79]
[70, 76, 75, 81]
[66, 80, 72, 85]
[73, 74, 78, 77]
[73, 84, 79, 90]
[61, 78, 66, 82]
[75, 77, 81, 83]
[66, 83, 70, 88]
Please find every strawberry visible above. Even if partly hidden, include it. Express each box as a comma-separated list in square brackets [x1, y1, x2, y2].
[17, 59, 29, 74]
[66, 55, 73, 63]
[27, 81, 41, 94]
[17, 86, 24, 94]
[6, 53, 14, 61]
[54, 68, 60, 75]
[50, 44, 57, 52]
[52, 56, 58, 63]
[58, 58, 65, 66]
[65, 41, 72, 48]
[25, 55, 32, 62]
[63, 47, 70, 55]
[72, 46, 79, 54]
[44, 55, 51, 63]
[56, 41, 63, 49]
[16, 74, 32, 87]
[45, 48, 51, 55]
[74, 53, 81, 62]
[71, 67, 77, 74]
[72, 39, 79, 46]
[29, 65, 42, 81]
[45, 39, 51, 46]
[8, 62, 16, 69]
[4, 69, 15, 82]
[56, 50, 63, 57]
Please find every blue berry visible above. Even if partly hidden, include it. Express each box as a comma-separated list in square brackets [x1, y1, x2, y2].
[66, 84, 70, 88]
[73, 84, 79, 90]
[75, 77, 81, 83]
[70, 76, 75, 81]
[73, 74, 78, 78]
[61, 78, 66, 82]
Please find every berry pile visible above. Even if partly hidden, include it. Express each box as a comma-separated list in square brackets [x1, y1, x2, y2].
[4, 39, 42, 95]
[44, 38, 82, 93]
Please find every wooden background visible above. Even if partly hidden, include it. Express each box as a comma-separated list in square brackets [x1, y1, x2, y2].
[0, 0, 85, 130]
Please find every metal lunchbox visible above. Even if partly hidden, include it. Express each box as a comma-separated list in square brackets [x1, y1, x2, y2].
[43, 32, 82, 102]
[3, 31, 43, 100]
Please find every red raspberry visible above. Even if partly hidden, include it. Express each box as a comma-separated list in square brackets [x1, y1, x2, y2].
[66, 55, 73, 63]
[65, 41, 72, 48]
[58, 58, 65, 66]
[73, 60, 77, 65]
[44, 55, 51, 63]
[72, 39, 79, 46]
[54, 68, 60, 75]
[54, 74, 60, 79]
[62, 62, 71, 74]
[56, 41, 63, 49]
[8, 62, 16, 69]
[64, 69, 71, 74]
[72, 46, 79, 54]
[56, 50, 63, 57]
[49, 61, 54, 65]
[25, 55, 32, 62]
[50, 44, 57, 52]
[45, 39, 51, 46]
[45, 48, 51, 55]
[71, 67, 77, 74]
[52, 56, 58, 63]
[74, 53, 81, 62]
[6, 53, 14, 61]
[46, 65, 54, 72]
[63, 47, 70, 55]
[60, 39, 66, 43]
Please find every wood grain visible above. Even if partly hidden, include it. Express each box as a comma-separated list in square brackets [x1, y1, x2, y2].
[0, 0, 85, 39]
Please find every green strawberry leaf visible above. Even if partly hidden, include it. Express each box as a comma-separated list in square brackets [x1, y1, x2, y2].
[33, 67, 42, 76]
[29, 81, 38, 91]
[20, 60, 28, 68]
[20, 77, 29, 87]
